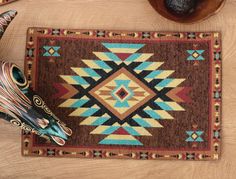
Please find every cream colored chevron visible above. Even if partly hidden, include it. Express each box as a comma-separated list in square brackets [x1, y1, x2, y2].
[155, 98, 185, 111]
[133, 114, 163, 128]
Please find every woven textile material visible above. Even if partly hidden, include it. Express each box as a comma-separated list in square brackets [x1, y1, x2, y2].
[22, 28, 222, 160]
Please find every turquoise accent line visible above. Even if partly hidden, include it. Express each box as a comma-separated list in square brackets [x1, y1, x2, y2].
[196, 56, 204, 60]
[72, 76, 89, 85]
[104, 52, 121, 61]
[102, 43, 145, 50]
[83, 68, 101, 78]
[71, 99, 89, 108]
[186, 131, 193, 136]
[123, 127, 140, 136]
[80, 108, 99, 117]
[187, 56, 195, 61]
[43, 52, 51, 57]
[115, 101, 129, 108]
[115, 80, 130, 86]
[156, 79, 173, 88]
[102, 126, 120, 135]
[215, 92, 220, 99]
[196, 131, 204, 135]
[22, 89, 29, 94]
[38, 123, 68, 141]
[133, 118, 151, 127]
[135, 62, 152, 71]
[99, 139, 143, 146]
[28, 49, 33, 56]
[145, 70, 163, 79]
[155, 102, 173, 111]
[94, 60, 112, 70]
[125, 53, 142, 62]
[43, 46, 51, 51]
[214, 131, 219, 138]
[196, 50, 204, 54]
[52, 52, 60, 57]
[215, 53, 220, 59]
[91, 117, 110, 126]
[195, 137, 204, 142]
[186, 137, 194, 142]
[144, 110, 161, 119]
[187, 50, 195, 54]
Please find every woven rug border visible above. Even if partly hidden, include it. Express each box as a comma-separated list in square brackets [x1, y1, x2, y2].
[22, 27, 222, 161]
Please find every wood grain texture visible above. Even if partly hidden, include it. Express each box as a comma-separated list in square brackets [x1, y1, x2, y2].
[0, 0, 235, 178]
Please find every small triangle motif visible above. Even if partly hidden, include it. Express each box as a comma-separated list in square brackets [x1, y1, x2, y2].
[115, 53, 132, 61]
[112, 127, 130, 135]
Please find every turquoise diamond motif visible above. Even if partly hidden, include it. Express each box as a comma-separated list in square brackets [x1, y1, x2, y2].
[187, 50, 205, 61]
[43, 46, 61, 57]
[186, 131, 204, 142]
[112, 80, 134, 108]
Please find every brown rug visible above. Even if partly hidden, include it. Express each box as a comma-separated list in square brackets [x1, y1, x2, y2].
[22, 28, 222, 160]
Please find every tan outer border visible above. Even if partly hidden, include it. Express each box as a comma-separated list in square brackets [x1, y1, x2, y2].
[22, 28, 222, 160]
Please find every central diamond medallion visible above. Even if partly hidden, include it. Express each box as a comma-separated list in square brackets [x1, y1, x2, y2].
[89, 67, 156, 120]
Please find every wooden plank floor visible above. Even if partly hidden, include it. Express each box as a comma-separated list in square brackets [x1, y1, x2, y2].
[0, 0, 235, 178]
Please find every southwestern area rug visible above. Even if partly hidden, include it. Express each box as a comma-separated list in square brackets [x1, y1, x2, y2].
[22, 28, 222, 160]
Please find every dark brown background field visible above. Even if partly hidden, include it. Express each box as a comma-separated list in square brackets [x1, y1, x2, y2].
[34, 37, 210, 150]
